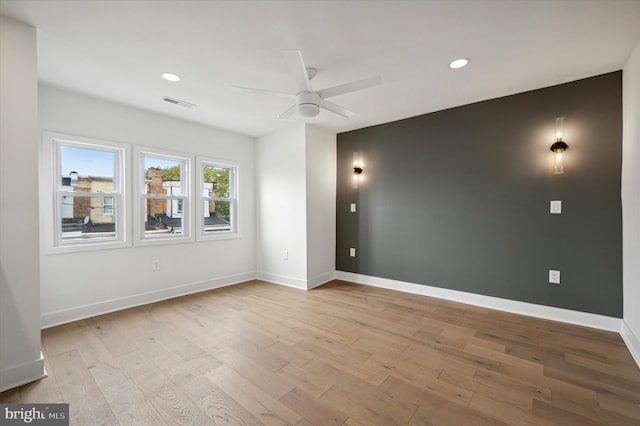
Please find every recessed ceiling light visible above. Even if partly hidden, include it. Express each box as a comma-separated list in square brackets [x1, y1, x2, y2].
[449, 58, 469, 69]
[161, 72, 181, 82]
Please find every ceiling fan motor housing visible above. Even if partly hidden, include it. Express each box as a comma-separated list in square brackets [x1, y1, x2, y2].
[296, 91, 320, 117]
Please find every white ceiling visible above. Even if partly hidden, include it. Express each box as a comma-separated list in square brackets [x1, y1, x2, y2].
[1, 0, 640, 138]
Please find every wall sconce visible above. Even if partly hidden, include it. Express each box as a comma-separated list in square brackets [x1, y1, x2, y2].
[353, 152, 363, 188]
[550, 116, 568, 174]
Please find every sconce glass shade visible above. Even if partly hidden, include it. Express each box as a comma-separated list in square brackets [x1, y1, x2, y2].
[550, 117, 568, 174]
[553, 151, 565, 174]
[353, 152, 363, 188]
[555, 117, 565, 142]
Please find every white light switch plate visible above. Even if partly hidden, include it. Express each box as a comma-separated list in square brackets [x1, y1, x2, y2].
[550, 200, 562, 214]
[549, 270, 561, 284]
[350, 203, 356, 213]
[349, 248, 356, 257]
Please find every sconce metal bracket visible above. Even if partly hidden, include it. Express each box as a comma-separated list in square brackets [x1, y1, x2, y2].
[353, 166, 363, 175]
[550, 141, 568, 152]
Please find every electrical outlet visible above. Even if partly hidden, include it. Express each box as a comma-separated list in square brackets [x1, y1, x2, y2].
[550, 200, 562, 214]
[350, 203, 357, 213]
[349, 247, 356, 257]
[549, 269, 560, 284]
[151, 259, 161, 271]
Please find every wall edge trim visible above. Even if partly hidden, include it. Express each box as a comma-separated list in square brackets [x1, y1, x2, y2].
[256, 271, 307, 290]
[335, 271, 622, 332]
[307, 271, 336, 290]
[40, 271, 256, 329]
[0, 351, 46, 393]
[621, 321, 640, 368]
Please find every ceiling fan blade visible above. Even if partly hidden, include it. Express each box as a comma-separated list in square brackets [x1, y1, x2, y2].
[282, 49, 313, 93]
[277, 104, 297, 119]
[317, 75, 383, 99]
[318, 99, 354, 118]
[231, 86, 295, 98]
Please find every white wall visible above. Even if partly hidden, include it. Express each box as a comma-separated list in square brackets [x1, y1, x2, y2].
[305, 125, 336, 287]
[255, 124, 336, 290]
[255, 124, 308, 288]
[0, 16, 45, 391]
[38, 85, 256, 327]
[622, 39, 640, 365]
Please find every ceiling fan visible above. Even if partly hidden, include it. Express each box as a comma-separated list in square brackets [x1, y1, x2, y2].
[232, 50, 383, 119]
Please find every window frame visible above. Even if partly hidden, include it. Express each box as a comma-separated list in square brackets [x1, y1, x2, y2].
[196, 157, 240, 240]
[134, 146, 194, 246]
[41, 132, 131, 254]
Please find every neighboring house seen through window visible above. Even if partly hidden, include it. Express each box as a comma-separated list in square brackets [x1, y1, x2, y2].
[43, 133, 240, 251]
[199, 160, 238, 237]
[139, 152, 191, 241]
[103, 197, 114, 216]
[43, 133, 128, 252]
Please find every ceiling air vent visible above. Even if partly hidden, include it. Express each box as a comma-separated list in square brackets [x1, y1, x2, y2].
[162, 96, 196, 108]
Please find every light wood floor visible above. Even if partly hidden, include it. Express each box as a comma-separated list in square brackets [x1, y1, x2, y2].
[2, 280, 640, 425]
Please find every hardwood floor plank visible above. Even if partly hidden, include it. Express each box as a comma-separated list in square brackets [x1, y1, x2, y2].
[224, 334, 289, 373]
[48, 349, 119, 425]
[101, 381, 167, 426]
[532, 398, 605, 426]
[265, 341, 315, 367]
[293, 340, 386, 386]
[41, 324, 77, 356]
[197, 385, 263, 426]
[161, 354, 261, 426]
[469, 393, 556, 426]
[309, 360, 418, 423]
[597, 392, 640, 420]
[464, 342, 544, 374]
[565, 351, 640, 381]
[276, 363, 335, 399]
[473, 367, 552, 406]
[4, 279, 639, 425]
[379, 375, 472, 408]
[409, 394, 510, 426]
[319, 384, 412, 426]
[279, 387, 348, 426]
[214, 347, 296, 399]
[205, 365, 302, 425]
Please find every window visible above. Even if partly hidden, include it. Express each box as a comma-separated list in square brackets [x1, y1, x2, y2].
[198, 159, 238, 238]
[136, 149, 192, 243]
[103, 197, 114, 216]
[42, 132, 129, 253]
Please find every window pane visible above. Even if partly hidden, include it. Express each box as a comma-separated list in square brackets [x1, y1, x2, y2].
[60, 145, 115, 193]
[203, 200, 231, 233]
[144, 212, 184, 237]
[144, 156, 183, 196]
[103, 197, 114, 215]
[60, 195, 116, 240]
[203, 165, 230, 198]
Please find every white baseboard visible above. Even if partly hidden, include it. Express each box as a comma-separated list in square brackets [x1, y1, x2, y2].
[0, 351, 46, 393]
[621, 321, 640, 368]
[335, 271, 622, 332]
[307, 271, 335, 289]
[257, 270, 335, 290]
[40, 271, 256, 329]
[256, 271, 308, 290]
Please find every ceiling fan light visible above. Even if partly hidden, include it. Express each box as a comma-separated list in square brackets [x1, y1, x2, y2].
[449, 58, 469, 69]
[161, 72, 181, 82]
[298, 103, 319, 117]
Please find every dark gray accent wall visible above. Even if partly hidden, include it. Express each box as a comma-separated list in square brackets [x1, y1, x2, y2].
[336, 71, 623, 317]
